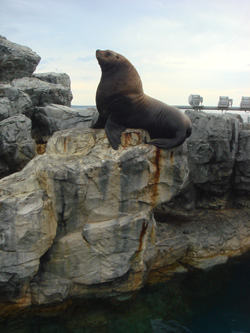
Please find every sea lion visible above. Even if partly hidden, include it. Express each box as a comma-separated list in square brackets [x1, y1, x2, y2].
[92, 49, 192, 150]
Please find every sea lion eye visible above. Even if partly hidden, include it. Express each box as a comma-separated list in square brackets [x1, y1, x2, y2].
[116, 56, 119, 59]
[106, 51, 112, 57]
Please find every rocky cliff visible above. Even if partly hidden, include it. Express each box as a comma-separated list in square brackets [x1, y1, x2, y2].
[0, 37, 250, 316]
[0, 36, 94, 178]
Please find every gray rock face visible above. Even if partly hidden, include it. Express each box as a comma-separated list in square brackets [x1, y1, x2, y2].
[0, 129, 188, 309]
[182, 111, 242, 209]
[11, 77, 73, 107]
[0, 115, 36, 177]
[32, 104, 95, 142]
[33, 72, 71, 88]
[1, 126, 250, 315]
[234, 129, 250, 207]
[0, 36, 41, 82]
[149, 209, 250, 283]
[0, 84, 33, 119]
[186, 111, 240, 190]
[0, 37, 75, 178]
[162, 111, 250, 211]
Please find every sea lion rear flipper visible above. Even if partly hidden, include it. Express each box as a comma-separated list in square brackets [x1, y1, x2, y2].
[148, 131, 186, 149]
[105, 116, 126, 150]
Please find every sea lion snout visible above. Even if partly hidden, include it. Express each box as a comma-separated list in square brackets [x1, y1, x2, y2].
[96, 49, 102, 58]
[96, 50, 119, 70]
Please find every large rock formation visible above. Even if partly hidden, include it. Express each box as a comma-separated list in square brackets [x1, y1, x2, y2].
[32, 104, 94, 143]
[0, 36, 94, 178]
[0, 128, 188, 314]
[0, 36, 41, 82]
[0, 36, 250, 317]
[0, 120, 250, 315]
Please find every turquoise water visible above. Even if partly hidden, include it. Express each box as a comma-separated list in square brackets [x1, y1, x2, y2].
[1, 254, 250, 333]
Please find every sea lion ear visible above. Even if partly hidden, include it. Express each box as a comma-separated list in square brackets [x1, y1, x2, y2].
[105, 115, 126, 150]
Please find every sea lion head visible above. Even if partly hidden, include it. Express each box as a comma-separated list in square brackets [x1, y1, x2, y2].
[96, 49, 126, 72]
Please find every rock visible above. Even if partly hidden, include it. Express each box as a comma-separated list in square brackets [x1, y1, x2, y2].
[0, 97, 12, 120]
[0, 162, 57, 309]
[0, 84, 33, 119]
[185, 111, 241, 208]
[32, 104, 95, 142]
[11, 77, 73, 107]
[33, 72, 71, 88]
[234, 129, 250, 207]
[0, 36, 41, 82]
[148, 209, 250, 284]
[0, 115, 36, 178]
[0, 128, 189, 310]
[0, 37, 75, 178]
[0, 123, 250, 315]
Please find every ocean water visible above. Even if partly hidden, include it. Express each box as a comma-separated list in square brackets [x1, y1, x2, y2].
[1, 254, 250, 333]
[72, 105, 250, 123]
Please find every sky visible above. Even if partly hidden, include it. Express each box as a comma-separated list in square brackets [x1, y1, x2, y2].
[0, 0, 249, 107]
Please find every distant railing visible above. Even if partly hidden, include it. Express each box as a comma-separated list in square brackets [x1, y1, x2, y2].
[174, 95, 250, 112]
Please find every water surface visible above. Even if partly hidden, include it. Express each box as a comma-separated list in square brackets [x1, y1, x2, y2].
[1, 254, 250, 332]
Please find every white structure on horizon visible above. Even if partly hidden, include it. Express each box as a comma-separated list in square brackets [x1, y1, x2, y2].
[218, 96, 233, 109]
[240, 97, 250, 110]
[184, 94, 250, 111]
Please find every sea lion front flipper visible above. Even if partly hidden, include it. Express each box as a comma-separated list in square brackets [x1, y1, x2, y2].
[92, 114, 106, 129]
[105, 116, 126, 150]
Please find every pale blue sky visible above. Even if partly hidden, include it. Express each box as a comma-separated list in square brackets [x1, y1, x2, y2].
[1, 0, 249, 106]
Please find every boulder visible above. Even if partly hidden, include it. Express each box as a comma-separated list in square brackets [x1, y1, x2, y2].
[11, 77, 73, 107]
[0, 36, 40, 82]
[32, 104, 95, 142]
[0, 115, 36, 178]
[0, 37, 74, 178]
[33, 72, 71, 88]
[185, 111, 241, 208]
[0, 84, 33, 119]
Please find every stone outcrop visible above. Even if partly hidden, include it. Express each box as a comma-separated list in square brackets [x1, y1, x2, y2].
[32, 104, 95, 143]
[0, 36, 92, 178]
[33, 72, 71, 88]
[11, 77, 73, 107]
[163, 111, 249, 210]
[0, 86, 33, 119]
[149, 209, 250, 284]
[0, 121, 250, 315]
[0, 115, 36, 177]
[0, 36, 41, 82]
[0, 128, 188, 313]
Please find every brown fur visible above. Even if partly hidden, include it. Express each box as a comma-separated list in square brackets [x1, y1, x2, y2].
[93, 49, 192, 150]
